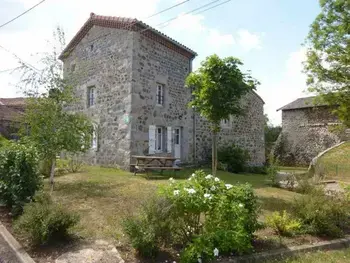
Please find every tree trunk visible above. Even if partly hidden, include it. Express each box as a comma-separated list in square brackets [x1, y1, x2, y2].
[49, 158, 56, 192]
[212, 131, 218, 176]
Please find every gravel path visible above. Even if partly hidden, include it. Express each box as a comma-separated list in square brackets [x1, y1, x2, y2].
[0, 234, 20, 263]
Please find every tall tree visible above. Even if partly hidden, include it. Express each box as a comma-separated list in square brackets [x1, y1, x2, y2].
[305, 0, 350, 126]
[186, 54, 259, 175]
[18, 27, 92, 191]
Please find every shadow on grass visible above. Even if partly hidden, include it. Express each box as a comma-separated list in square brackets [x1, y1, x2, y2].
[259, 196, 294, 213]
[54, 181, 120, 198]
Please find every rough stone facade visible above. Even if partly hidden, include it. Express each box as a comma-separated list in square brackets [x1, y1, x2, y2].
[195, 92, 265, 166]
[62, 14, 266, 169]
[274, 105, 346, 166]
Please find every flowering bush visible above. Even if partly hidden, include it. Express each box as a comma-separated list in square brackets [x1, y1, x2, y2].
[161, 170, 259, 262]
[0, 141, 42, 215]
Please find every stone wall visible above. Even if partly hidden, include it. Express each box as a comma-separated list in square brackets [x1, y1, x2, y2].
[63, 25, 134, 169]
[194, 92, 266, 166]
[63, 26, 266, 168]
[129, 33, 194, 163]
[274, 106, 343, 166]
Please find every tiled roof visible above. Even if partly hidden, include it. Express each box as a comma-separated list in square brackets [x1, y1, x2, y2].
[59, 13, 197, 60]
[0, 97, 26, 106]
[277, 96, 330, 111]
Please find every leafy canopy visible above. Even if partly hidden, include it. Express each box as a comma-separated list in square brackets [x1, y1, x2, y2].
[186, 54, 259, 127]
[18, 27, 92, 159]
[305, 0, 350, 126]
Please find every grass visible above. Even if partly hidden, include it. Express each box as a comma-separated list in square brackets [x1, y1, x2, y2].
[47, 166, 298, 241]
[317, 141, 350, 182]
[269, 248, 350, 263]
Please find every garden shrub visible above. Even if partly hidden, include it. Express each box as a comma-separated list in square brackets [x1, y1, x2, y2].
[14, 191, 79, 246]
[266, 210, 302, 236]
[218, 144, 250, 173]
[0, 141, 42, 215]
[161, 170, 259, 262]
[292, 188, 350, 237]
[267, 155, 279, 187]
[122, 197, 174, 258]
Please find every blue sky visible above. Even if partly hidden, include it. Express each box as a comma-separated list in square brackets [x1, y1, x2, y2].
[0, 0, 321, 124]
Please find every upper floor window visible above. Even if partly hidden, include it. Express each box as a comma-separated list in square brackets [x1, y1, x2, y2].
[156, 83, 164, 106]
[71, 63, 76, 73]
[87, 86, 96, 107]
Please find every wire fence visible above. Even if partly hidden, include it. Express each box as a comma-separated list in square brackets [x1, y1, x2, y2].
[316, 163, 350, 181]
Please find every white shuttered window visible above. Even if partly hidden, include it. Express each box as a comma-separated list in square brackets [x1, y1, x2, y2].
[167, 127, 172, 153]
[148, 125, 156, 154]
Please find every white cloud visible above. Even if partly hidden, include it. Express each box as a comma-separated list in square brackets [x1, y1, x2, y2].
[260, 47, 310, 125]
[168, 13, 205, 33]
[207, 29, 235, 48]
[237, 29, 262, 51]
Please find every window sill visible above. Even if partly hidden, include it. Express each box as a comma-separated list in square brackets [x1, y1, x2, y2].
[155, 104, 164, 107]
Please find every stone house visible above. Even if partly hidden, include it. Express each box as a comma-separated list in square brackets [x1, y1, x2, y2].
[0, 98, 25, 139]
[275, 96, 347, 166]
[60, 13, 265, 169]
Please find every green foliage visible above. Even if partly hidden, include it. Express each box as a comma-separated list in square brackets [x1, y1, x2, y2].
[305, 0, 350, 126]
[0, 135, 9, 148]
[218, 144, 251, 173]
[266, 210, 302, 237]
[186, 54, 259, 175]
[14, 192, 79, 246]
[292, 188, 350, 237]
[17, 27, 93, 187]
[162, 170, 259, 262]
[122, 197, 174, 258]
[264, 115, 282, 161]
[267, 155, 280, 187]
[0, 141, 42, 215]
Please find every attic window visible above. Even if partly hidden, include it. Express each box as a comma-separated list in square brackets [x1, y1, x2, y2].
[90, 44, 94, 51]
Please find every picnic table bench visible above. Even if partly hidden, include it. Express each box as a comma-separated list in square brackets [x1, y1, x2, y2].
[131, 155, 182, 177]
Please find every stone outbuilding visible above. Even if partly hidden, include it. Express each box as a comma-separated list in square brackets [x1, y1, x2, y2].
[274, 96, 347, 166]
[0, 98, 25, 139]
[60, 13, 265, 169]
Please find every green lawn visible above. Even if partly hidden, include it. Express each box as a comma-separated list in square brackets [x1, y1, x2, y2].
[318, 142, 350, 182]
[269, 248, 350, 263]
[48, 166, 298, 241]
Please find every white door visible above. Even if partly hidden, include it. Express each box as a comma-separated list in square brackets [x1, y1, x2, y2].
[174, 128, 181, 159]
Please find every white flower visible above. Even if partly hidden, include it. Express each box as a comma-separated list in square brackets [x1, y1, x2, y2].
[214, 177, 220, 182]
[187, 188, 196, 194]
[210, 185, 216, 191]
[198, 258, 202, 263]
[169, 177, 175, 183]
[239, 203, 244, 208]
[191, 173, 196, 177]
[225, 184, 233, 190]
[188, 177, 192, 181]
[204, 193, 212, 200]
[173, 190, 180, 196]
[214, 248, 219, 257]
[205, 174, 213, 179]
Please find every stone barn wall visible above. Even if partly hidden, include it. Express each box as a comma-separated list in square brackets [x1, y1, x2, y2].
[274, 106, 344, 166]
[129, 33, 194, 163]
[194, 92, 266, 166]
[63, 26, 134, 169]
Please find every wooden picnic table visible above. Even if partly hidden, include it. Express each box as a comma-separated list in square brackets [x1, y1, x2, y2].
[131, 155, 181, 176]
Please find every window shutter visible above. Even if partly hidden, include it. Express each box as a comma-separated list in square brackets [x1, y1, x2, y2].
[149, 125, 156, 154]
[167, 127, 172, 153]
